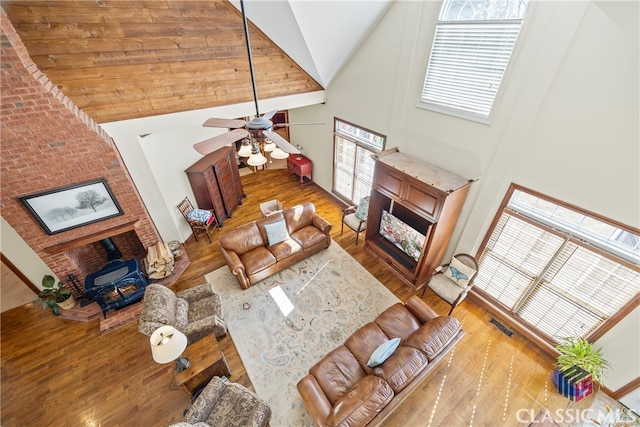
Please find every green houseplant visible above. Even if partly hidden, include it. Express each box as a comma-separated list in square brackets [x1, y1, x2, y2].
[555, 336, 610, 385]
[38, 275, 75, 315]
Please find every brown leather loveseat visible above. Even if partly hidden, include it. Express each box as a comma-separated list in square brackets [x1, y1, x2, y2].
[219, 202, 332, 289]
[297, 295, 465, 427]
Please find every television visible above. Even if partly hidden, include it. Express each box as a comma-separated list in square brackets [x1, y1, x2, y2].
[379, 210, 426, 262]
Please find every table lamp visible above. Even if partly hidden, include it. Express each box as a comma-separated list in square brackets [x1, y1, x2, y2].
[150, 325, 190, 371]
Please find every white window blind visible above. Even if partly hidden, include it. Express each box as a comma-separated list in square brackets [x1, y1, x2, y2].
[476, 187, 640, 342]
[333, 119, 384, 205]
[421, 0, 528, 119]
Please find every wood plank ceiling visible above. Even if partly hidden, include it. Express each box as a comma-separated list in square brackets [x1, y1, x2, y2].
[2, 0, 323, 124]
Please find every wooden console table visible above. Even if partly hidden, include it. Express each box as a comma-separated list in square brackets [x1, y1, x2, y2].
[287, 154, 313, 186]
[174, 334, 231, 396]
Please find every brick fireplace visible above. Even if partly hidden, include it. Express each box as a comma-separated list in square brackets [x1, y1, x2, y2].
[0, 11, 160, 293]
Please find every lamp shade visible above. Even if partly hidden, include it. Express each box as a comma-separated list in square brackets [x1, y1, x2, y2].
[263, 139, 275, 152]
[270, 147, 289, 159]
[247, 151, 267, 167]
[237, 140, 252, 157]
[150, 326, 187, 364]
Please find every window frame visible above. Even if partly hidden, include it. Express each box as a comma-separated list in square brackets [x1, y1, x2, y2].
[473, 183, 640, 349]
[332, 118, 386, 206]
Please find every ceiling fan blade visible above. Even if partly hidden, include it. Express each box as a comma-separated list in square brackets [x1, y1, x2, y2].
[203, 118, 248, 129]
[193, 129, 249, 155]
[273, 122, 326, 128]
[262, 110, 277, 121]
[264, 131, 300, 154]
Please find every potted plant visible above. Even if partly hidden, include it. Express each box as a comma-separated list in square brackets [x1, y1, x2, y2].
[37, 274, 76, 315]
[553, 336, 610, 399]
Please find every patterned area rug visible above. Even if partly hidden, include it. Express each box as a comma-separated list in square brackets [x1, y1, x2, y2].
[205, 243, 400, 426]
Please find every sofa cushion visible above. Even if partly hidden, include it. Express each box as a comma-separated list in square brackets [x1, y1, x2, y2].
[374, 302, 422, 341]
[309, 345, 366, 406]
[267, 238, 303, 261]
[263, 219, 290, 246]
[372, 346, 428, 393]
[219, 222, 265, 254]
[403, 316, 462, 361]
[344, 322, 389, 373]
[283, 202, 315, 234]
[239, 247, 277, 277]
[326, 375, 394, 427]
[367, 338, 401, 368]
[291, 226, 328, 251]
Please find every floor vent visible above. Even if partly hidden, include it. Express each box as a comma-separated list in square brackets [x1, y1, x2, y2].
[490, 318, 514, 337]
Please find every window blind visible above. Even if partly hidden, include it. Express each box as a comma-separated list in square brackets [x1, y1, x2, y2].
[476, 209, 640, 341]
[333, 119, 384, 205]
[421, 21, 523, 118]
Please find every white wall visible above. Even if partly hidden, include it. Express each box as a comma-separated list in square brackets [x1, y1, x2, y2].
[1, 218, 57, 289]
[288, 0, 639, 394]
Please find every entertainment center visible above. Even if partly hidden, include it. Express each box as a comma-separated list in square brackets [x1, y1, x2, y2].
[364, 148, 475, 292]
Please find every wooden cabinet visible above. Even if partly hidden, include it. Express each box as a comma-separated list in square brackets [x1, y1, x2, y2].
[364, 148, 474, 292]
[287, 154, 313, 186]
[185, 146, 244, 227]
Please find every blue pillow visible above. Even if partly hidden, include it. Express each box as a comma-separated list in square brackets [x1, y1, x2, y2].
[264, 220, 290, 246]
[354, 196, 370, 220]
[367, 337, 401, 368]
[186, 209, 212, 224]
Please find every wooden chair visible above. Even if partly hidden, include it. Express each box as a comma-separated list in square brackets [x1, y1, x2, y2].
[340, 196, 369, 245]
[421, 253, 479, 315]
[177, 197, 217, 244]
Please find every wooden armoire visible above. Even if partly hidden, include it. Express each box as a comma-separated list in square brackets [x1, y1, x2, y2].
[364, 148, 475, 292]
[185, 146, 244, 227]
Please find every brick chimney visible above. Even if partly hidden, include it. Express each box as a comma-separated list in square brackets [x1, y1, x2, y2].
[0, 10, 160, 292]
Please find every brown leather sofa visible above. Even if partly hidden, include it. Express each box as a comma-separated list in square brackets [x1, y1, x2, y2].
[297, 295, 465, 427]
[219, 202, 332, 289]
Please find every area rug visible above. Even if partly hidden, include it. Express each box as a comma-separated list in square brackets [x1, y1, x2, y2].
[205, 243, 400, 426]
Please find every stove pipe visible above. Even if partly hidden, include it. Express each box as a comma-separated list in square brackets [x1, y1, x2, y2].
[100, 238, 122, 261]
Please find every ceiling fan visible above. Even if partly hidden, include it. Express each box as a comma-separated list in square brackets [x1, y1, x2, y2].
[193, 0, 321, 158]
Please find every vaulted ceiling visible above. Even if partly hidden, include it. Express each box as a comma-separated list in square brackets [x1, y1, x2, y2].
[2, 0, 390, 125]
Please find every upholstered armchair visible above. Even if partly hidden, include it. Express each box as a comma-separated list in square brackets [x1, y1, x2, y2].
[341, 196, 369, 245]
[138, 283, 226, 345]
[170, 376, 271, 427]
[421, 253, 479, 315]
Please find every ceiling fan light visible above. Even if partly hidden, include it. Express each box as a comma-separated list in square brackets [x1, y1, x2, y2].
[263, 139, 275, 152]
[247, 151, 267, 167]
[238, 140, 252, 157]
[271, 147, 289, 160]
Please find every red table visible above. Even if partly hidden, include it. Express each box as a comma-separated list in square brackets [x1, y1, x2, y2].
[287, 154, 313, 187]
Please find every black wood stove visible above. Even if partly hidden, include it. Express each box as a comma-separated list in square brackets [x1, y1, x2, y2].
[84, 239, 149, 317]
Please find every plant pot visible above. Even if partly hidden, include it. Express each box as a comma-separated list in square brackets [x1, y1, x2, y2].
[57, 295, 76, 311]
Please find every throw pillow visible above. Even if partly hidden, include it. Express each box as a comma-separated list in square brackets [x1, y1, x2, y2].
[264, 220, 290, 246]
[354, 196, 370, 220]
[443, 256, 477, 288]
[367, 337, 401, 368]
[186, 209, 212, 225]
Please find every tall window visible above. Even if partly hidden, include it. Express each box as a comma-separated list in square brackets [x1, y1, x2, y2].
[333, 119, 385, 205]
[475, 185, 640, 343]
[421, 0, 529, 120]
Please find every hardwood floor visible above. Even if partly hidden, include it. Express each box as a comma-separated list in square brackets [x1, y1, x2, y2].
[1, 169, 583, 426]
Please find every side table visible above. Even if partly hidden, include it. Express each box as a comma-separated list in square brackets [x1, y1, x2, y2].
[287, 154, 313, 186]
[174, 334, 231, 396]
